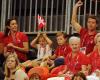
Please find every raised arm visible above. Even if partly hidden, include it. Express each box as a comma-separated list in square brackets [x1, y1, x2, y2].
[71, 0, 83, 33]
[30, 32, 40, 48]
[43, 33, 52, 46]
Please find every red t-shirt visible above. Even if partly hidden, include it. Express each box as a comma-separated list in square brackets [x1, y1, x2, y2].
[65, 51, 89, 74]
[80, 28, 96, 54]
[0, 32, 4, 43]
[89, 49, 100, 72]
[50, 65, 67, 76]
[4, 32, 28, 62]
[54, 44, 71, 58]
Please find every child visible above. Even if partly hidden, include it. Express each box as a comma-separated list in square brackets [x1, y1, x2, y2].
[31, 32, 52, 60]
[49, 32, 71, 59]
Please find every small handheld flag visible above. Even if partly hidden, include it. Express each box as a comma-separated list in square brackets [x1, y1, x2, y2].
[37, 14, 46, 30]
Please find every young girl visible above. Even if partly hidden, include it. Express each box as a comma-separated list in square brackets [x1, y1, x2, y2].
[30, 32, 52, 60]
[4, 53, 29, 80]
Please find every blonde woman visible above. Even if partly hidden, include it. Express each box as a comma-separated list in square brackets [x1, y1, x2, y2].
[4, 53, 29, 80]
[89, 33, 100, 72]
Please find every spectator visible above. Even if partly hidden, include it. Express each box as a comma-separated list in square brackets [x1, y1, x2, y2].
[28, 66, 49, 80]
[89, 33, 100, 72]
[0, 32, 4, 55]
[49, 32, 71, 59]
[72, 72, 87, 80]
[65, 36, 90, 74]
[30, 32, 52, 60]
[3, 18, 29, 62]
[0, 32, 5, 67]
[0, 32, 5, 80]
[71, 0, 97, 55]
[4, 53, 29, 80]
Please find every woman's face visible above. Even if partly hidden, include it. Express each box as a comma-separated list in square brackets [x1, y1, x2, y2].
[6, 57, 16, 69]
[9, 20, 18, 32]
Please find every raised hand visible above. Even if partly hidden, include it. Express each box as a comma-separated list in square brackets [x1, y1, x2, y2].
[37, 32, 41, 37]
[42, 32, 47, 37]
[75, 0, 83, 8]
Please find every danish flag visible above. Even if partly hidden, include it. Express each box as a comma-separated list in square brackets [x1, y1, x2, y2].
[37, 14, 46, 30]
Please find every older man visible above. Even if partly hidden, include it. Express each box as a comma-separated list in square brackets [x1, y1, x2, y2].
[65, 36, 90, 74]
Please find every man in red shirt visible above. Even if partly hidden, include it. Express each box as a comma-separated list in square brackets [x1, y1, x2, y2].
[50, 32, 71, 59]
[65, 36, 90, 74]
[71, 0, 97, 55]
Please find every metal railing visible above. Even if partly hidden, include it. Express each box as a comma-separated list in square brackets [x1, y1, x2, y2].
[0, 0, 99, 34]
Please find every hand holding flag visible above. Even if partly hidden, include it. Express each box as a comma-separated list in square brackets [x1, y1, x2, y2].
[37, 14, 46, 30]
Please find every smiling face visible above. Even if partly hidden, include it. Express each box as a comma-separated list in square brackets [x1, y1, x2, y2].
[9, 20, 18, 33]
[70, 40, 80, 53]
[69, 37, 80, 53]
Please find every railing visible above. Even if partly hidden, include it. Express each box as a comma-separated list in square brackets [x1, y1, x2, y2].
[0, 0, 100, 34]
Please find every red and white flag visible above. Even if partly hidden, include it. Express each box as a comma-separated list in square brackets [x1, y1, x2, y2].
[37, 14, 46, 30]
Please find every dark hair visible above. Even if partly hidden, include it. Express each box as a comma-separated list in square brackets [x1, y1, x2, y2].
[72, 72, 87, 80]
[4, 18, 17, 37]
[88, 15, 98, 24]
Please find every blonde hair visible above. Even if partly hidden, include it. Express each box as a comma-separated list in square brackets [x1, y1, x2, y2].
[5, 53, 19, 78]
[38, 34, 45, 40]
[94, 33, 100, 44]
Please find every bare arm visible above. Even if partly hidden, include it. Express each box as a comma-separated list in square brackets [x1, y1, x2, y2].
[7, 42, 29, 52]
[15, 69, 29, 80]
[49, 54, 57, 60]
[43, 33, 52, 46]
[71, 0, 83, 33]
[13, 42, 29, 52]
[30, 33, 40, 48]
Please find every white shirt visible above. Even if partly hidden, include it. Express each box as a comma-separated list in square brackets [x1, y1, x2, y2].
[37, 44, 52, 59]
[15, 69, 29, 80]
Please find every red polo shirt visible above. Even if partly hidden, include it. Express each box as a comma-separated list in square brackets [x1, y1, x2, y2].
[80, 28, 96, 55]
[0, 32, 4, 43]
[4, 32, 28, 62]
[54, 44, 71, 58]
[89, 49, 100, 72]
[0, 32, 4, 54]
[65, 51, 89, 74]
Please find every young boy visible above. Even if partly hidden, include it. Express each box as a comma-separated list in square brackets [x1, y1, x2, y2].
[50, 32, 71, 59]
